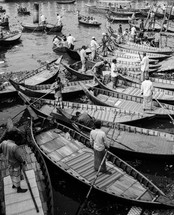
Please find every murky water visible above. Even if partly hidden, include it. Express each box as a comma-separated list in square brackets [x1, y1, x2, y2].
[1, 0, 174, 214]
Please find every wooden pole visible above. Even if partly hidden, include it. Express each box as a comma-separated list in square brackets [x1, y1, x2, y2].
[22, 166, 39, 213]
[33, 3, 39, 24]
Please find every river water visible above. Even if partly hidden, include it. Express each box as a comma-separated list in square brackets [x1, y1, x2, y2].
[1, 0, 174, 214]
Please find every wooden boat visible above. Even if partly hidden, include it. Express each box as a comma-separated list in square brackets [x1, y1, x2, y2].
[57, 0, 76, 4]
[120, 72, 174, 91]
[0, 32, 22, 46]
[95, 75, 174, 105]
[106, 14, 133, 23]
[114, 41, 172, 55]
[19, 93, 174, 161]
[9, 78, 97, 100]
[109, 9, 135, 16]
[80, 83, 174, 117]
[61, 60, 94, 80]
[0, 116, 54, 215]
[0, 57, 62, 100]
[78, 13, 102, 27]
[62, 60, 159, 81]
[29, 111, 174, 208]
[22, 23, 63, 33]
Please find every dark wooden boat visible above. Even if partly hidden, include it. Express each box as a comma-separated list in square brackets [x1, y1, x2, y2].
[78, 13, 101, 27]
[120, 73, 174, 91]
[114, 41, 172, 55]
[80, 83, 174, 117]
[19, 93, 174, 161]
[0, 57, 62, 100]
[0, 32, 22, 46]
[95, 75, 174, 105]
[29, 111, 174, 208]
[22, 23, 63, 33]
[0, 116, 54, 215]
[57, 0, 76, 4]
[53, 44, 67, 53]
[9, 78, 97, 100]
[61, 60, 94, 80]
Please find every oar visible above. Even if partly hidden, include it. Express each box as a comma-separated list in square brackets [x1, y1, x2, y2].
[154, 98, 174, 124]
[75, 150, 108, 215]
[22, 165, 39, 213]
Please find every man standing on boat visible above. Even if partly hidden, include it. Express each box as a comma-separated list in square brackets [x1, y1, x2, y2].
[79, 45, 87, 73]
[90, 36, 100, 61]
[140, 53, 149, 82]
[90, 120, 111, 174]
[56, 13, 62, 26]
[141, 75, 153, 111]
[67, 34, 76, 50]
[111, 59, 119, 89]
[0, 126, 28, 193]
[51, 77, 64, 109]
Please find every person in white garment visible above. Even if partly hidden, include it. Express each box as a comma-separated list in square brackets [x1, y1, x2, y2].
[141, 75, 153, 111]
[79, 45, 87, 73]
[140, 53, 149, 82]
[90, 36, 100, 61]
[110, 59, 119, 89]
[56, 13, 62, 26]
[67, 34, 76, 50]
[40, 14, 46, 25]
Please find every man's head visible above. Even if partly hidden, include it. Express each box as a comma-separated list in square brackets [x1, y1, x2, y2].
[82, 45, 86, 50]
[102, 32, 106, 36]
[76, 111, 81, 117]
[143, 53, 146, 57]
[112, 59, 117, 64]
[104, 60, 108, 64]
[94, 120, 102, 129]
[92, 36, 95, 40]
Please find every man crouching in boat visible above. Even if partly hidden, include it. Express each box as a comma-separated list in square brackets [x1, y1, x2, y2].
[74, 111, 95, 128]
[90, 120, 111, 174]
[0, 127, 28, 193]
[141, 74, 153, 111]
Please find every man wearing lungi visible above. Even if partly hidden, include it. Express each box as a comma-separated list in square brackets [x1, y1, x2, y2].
[0, 129, 27, 193]
[140, 53, 149, 82]
[90, 120, 111, 174]
[141, 76, 153, 111]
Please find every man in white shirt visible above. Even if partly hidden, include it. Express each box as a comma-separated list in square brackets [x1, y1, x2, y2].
[140, 53, 149, 82]
[110, 59, 119, 89]
[40, 14, 46, 25]
[90, 36, 100, 61]
[56, 13, 62, 26]
[90, 120, 111, 174]
[141, 76, 153, 111]
[67, 34, 76, 50]
[79, 45, 87, 73]
[131, 26, 136, 42]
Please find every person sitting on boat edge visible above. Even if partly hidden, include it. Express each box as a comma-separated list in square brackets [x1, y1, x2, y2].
[0, 127, 28, 193]
[90, 36, 100, 61]
[74, 111, 95, 128]
[91, 60, 109, 81]
[141, 75, 153, 111]
[90, 120, 111, 174]
[79, 45, 88, 73]
[51, 77, 64, 109]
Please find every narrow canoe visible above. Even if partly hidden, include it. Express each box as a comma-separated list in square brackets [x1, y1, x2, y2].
[29, 112, 174, 208]
[0, 116, 54, 215]
[114, 41, 172, 55]
[121, 73, 174, 91]
[80, 83, 174, 118]
[78, 19, 101, 27]
[0, 32, 22, 46]
[0, 57, 62, 100]
[9, 78, 97, 100]
[57, 0, 76, 4]
[95, 75, 174, 105]
[22, 23, 63, 33]
[106, 14, 133, 23]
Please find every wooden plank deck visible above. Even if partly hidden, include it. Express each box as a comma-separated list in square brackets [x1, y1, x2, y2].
[127, 206, 142, 215]
[4, 169, 44, 215]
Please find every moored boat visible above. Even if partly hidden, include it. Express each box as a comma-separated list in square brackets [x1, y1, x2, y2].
[80, 83, 174, 117]
[29, 111, 174, 208]
[22, 23, 63, 33]
[9, 78, 97, 100]
[57, 0, 76, 4]
[95, 75, 174, 105]
[78, 12, 102, 27]
[0, 57, 62, 100]
[0, 31, 22, 46]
